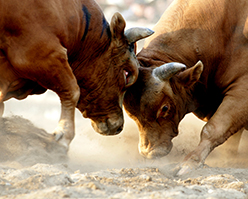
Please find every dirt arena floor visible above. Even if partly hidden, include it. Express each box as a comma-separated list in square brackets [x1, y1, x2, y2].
[1, 91, 248, 199]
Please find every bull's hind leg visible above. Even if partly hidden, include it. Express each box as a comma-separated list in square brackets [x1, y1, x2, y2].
[175, 87, 248, 175]
[0, 88, 5, 117]
[0, 52, 10, 117]
[0, 102, 4, 117]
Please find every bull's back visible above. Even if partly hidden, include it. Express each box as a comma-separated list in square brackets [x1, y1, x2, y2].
[0, 0, 83, 48]
[140, 0, 248, 84]
[0, 0, 107, 63]
[0, 0, 83, 101]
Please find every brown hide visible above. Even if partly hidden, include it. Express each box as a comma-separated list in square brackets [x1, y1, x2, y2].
[124, 0, 248, 174]
[0, 0, 152, 148]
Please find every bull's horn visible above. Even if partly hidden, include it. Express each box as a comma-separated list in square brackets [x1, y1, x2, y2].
[125, 27, 154, 43]
[152, 62, 186, 81]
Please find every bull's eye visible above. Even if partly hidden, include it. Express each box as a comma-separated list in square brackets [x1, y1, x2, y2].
[157, 105, 169, 118]
[124, 70, 130, 85]
[124, 69, 134, 88]
[162, 106, 168, 113]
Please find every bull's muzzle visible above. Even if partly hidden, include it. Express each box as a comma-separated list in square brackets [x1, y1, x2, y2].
[91, 114, 124, 136]
[139, 141, 173, 159]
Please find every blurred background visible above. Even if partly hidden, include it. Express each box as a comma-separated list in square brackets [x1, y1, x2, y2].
[97, 0, 173, 24]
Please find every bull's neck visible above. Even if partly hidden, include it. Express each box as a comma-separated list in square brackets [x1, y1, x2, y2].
[137, 30, 199, 69]
[138, 0, 229, 68]
[137, 28, 200, 68]
[68, 2, 111, 74]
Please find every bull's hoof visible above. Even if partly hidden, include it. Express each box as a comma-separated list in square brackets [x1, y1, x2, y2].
[174, 164, 194, 176]
[53, 131, 63, 141]
[173, 157, 203, 176]
[53, 131, 69, 150]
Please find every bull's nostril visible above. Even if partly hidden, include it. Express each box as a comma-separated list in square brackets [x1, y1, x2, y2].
[115, 126, 123, 134]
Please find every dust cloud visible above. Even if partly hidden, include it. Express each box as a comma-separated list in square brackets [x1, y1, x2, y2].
[2, 91, 248, 198]
[2, 91, 152, 170]
[2, 90, 248, 171]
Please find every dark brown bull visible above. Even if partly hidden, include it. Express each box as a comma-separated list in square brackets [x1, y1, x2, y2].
[0, 0, 153, 148]
[124, 0, 248, 175]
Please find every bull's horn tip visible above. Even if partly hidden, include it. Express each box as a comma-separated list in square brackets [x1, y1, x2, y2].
[146, 28, 155, 35]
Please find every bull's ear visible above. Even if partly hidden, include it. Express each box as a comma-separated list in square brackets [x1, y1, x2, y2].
[178, 61, 204, 87]
[110, 12, 126, 41]
[110, 12, 154, 44]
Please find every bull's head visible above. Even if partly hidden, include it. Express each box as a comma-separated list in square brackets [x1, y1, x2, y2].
[124, 61, 203, 159]
[77, 13, 154, 136]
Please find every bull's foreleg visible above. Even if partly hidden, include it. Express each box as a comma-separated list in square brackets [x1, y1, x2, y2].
[45, 50, 80, 149]
[36, 49, 80, 148]
[175, 90, 248, 175]
[220, 129, 243, 156]
[10, 43, 80, 149]
[53, 87, 80, 148]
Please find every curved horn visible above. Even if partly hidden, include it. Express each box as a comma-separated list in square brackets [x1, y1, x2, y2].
[152, 62, 186, 81]
[125, 27, 154, 43]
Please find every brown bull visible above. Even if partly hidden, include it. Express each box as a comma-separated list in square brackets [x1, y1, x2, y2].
[124, 0, 248, 175]
[0, 0, 153, 148]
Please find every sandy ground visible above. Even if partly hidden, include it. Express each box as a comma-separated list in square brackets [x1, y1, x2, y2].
[1, 91, 248, 199]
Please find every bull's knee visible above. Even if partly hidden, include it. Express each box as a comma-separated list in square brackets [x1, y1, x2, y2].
[72, 85, 80, 105]
[201, 123, 232, 148]
[201, 123, 215, 140]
